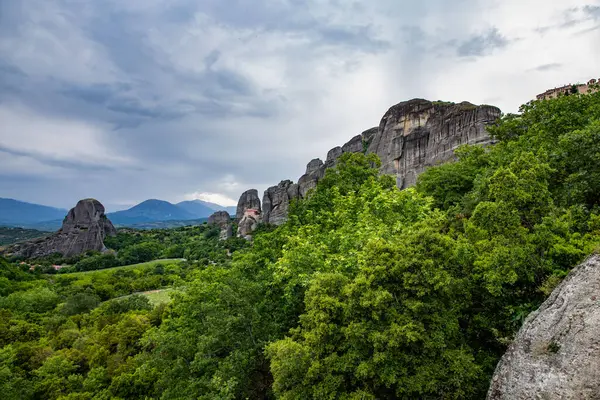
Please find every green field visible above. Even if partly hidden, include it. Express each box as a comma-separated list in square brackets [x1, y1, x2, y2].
[141, 288, 175, 305]
[60, 258, 185, 277]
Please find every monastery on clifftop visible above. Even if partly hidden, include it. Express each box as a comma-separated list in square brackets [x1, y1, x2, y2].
[537, 78, 600, 100]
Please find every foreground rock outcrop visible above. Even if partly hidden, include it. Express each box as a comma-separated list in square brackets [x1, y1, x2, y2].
[207, 211, 233, 240]
[237, 98, 501, 227]
[487, 254, 600, 400]
[5, 199, 116, 258]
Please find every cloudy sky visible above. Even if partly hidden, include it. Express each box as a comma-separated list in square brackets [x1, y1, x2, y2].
[1, 0, 599, 210]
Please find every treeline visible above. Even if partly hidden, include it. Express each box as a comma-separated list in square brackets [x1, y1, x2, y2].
[1, 91, 600, 399]
[13, 224, 248, 274]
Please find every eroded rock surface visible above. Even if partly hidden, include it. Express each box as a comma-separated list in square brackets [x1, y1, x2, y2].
[236, 189, 261, 222]
[367, 99, 501, 188]
[262, 180, 300, 226]
[237, 208, 261, 240]
[487, 254, 600, 400]
[298, 159, 325, 198]
[6, 199, 116, 258]
[208, 211, 233, 240]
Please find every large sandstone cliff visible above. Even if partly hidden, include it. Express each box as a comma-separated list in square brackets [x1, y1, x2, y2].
[368, 99, 501, 187]
[487, 254, 600, 399]
[5, 199, 116, 258]
[236, 98, 501, 232]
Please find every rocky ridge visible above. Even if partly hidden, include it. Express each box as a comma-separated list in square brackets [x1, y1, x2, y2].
[4, 199, 116, 258]
[234, 98, 501, 236]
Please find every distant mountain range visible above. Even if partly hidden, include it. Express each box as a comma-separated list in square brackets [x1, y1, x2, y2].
[177, 200, 236, 217]
[0, 197, 236, 231]
[0, 198, 67, 227]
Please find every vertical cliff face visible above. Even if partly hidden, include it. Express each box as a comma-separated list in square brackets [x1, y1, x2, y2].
[368, 99, 501, 188]
[262, 180, 300, 226]
[236, 98, 501, 229]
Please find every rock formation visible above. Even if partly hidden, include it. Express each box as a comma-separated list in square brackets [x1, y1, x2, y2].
[262, 132, 372, 225]
[367, 99, 501, 188]
[237, 208, 261, 240]
[262, 180, 300, 226]
[207, 211, 233, 240]
[361, 127, 378, 148]
[298, 159, 325, 198]
[236, 189, 261, 222]
[5, 199, 116, 258]
[487, 254, 600, 400]
[237, 98, 501, 227]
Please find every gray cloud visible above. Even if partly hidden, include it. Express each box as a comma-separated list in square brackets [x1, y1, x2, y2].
[583, 5, 600, 19]
[531, 63, 563, 72]
[0, 146, 129, 173]
[536, 4, 600, 33]
[457, 28, 509, 57]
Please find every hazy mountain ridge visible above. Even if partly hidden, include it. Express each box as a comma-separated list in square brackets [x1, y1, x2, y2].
[176, 199, 236, 218]
[0, 197, 233, 230]
[0, 198, 67, 227]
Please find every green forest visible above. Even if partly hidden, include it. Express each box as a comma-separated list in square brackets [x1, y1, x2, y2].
[2, 91, 600, 399]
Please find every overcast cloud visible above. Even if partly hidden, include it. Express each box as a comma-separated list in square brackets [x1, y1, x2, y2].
[1, 0, 599, 210]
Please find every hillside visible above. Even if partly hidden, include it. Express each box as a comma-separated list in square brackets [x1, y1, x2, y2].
[120, 218, 208, 230]
[0, 198, 67, 227]
[176, 199, 236, 217]
[0, 226, 50, 246]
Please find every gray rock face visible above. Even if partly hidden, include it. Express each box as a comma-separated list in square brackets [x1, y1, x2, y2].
[487, 254, 600, 400]
[342, 134, 364, 154]
[6, 199, 116, 258]
[306, 158, 324, 175]
[325, 146, 343, 168]
[296, 134, 370, 201]
[367, 99, 501, 188]
[298, 159, 325, 198]
[361, 127, 378, 149]
[237, 208, 261, 240]
[262, 180, 300, 226]
[236, 189, 261, 222]
[208, 211, 233, 240]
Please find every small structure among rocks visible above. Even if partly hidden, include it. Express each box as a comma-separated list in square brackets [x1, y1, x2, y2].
[237, 208, 261, 240]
